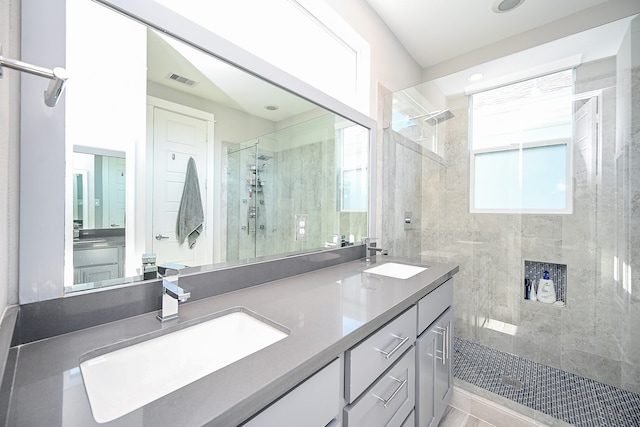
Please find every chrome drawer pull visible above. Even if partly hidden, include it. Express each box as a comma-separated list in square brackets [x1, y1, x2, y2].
[376, 335, 410, 359]
[372, 376, 408, 408]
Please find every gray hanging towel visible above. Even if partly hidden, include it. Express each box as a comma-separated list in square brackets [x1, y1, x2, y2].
[176, 157, 204, 248]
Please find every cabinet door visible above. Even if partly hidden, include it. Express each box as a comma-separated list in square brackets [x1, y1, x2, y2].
[416, 307, 453, 427]
[416, 326, 436, 427]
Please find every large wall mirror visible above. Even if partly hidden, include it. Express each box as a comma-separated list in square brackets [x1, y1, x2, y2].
[62, 0, 373, 293]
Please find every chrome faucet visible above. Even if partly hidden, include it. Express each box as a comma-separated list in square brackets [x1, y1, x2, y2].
[157, 268, 191, 322]
[362, 238, 387, 264]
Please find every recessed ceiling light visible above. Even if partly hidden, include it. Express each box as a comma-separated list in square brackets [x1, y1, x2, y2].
[264, 105, 279, 111]
[468, 72, 484, 82]
[492, 0, 525, 13]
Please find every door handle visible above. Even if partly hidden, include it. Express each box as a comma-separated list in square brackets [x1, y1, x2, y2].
[155, 234, 169, 240]
[376, 334, 410, 359]
[372, 376, 408, 408]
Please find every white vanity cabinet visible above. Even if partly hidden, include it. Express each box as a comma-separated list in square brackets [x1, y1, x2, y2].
[73, 247, 123, 284]
[243, 358, 340, 427]
[416, 280, 454, 427]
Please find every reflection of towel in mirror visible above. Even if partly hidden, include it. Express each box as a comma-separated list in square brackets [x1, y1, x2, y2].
[176, 157, 204, 248]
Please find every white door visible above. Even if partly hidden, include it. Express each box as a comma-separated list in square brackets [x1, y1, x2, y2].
[104, 156, 126, 228]
[152, 107, 210, 267]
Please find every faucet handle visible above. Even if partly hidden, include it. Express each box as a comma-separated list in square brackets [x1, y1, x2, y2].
[158, 266, 181, 278]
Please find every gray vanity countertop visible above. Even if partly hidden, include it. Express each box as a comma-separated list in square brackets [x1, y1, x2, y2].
[8, 258, 458, 426]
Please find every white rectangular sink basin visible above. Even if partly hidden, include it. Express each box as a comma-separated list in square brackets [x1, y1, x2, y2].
[363, 262, 427, 279]
[80, 308, 288, 423]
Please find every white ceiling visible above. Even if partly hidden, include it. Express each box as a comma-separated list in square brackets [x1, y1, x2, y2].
[147, 30, 319, 123]
[365, 0, 638, 96]
[365, 0, 609, 69]
[434, 15, 635, 97]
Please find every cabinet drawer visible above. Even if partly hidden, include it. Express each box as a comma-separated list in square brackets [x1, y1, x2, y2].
[418, 279, 453, 335]
[344, 346, 415, 427]
[73, 247, 119, 267]
[345, 306, 416, 403]
[244, 359, 340, 427]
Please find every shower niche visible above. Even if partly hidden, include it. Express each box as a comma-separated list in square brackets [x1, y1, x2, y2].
[524, 260, 566, 306]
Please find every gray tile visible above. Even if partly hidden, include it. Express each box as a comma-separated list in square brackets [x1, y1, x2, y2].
[453, 337, 640, 427]
[466, 415, 494, 427]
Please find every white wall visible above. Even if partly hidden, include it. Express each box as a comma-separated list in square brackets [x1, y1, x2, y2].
[20, 0, 67, 303]
[0, 0, 20, 310]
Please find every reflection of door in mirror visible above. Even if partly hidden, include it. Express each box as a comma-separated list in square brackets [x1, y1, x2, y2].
[103, 156, 126, 228]
[73, 171, 88, 230]
[150, 106, 213, 269]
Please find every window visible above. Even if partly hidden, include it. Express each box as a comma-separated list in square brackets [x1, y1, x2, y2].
[154, 0, 370, 113]
[470, 69, 574, 213]
[338, 124, 369, 211]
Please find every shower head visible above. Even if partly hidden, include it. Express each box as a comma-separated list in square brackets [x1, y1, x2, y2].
[257, 154, 272, 161]
[423, 109, 454, 126]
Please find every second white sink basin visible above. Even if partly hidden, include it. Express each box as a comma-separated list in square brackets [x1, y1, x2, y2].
[80, 308, 289, 423]
[363, 262, 427, 279]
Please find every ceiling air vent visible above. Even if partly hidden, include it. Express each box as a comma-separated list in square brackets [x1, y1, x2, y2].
[166, 72, 198, 87]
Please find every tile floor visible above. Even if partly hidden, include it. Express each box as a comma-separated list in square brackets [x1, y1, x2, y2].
[437, 387, 550, 427]
[453, 338, 640, 427]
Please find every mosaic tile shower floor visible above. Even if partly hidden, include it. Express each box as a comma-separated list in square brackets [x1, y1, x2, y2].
[453, 338, 640, 427]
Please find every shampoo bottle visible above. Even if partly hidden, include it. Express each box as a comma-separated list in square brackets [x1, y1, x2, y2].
[537, 270, 556, 304]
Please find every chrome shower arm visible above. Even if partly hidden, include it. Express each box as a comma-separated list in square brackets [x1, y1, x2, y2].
[0, 43, 68, 107]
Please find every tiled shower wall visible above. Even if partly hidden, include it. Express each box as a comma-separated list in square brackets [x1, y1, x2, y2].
[226, 138, 337, 261]
[378, 84, 424, 259]
[225, 116, 369, 262]
[381, 17, 640, 396]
